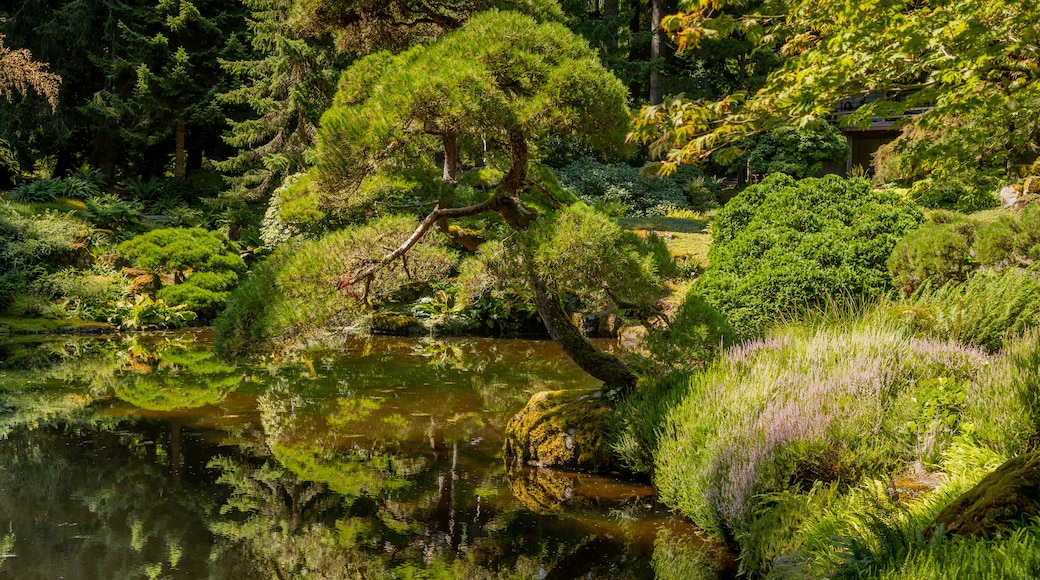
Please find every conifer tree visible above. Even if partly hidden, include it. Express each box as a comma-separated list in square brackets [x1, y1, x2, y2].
[217, 0, 346, 200]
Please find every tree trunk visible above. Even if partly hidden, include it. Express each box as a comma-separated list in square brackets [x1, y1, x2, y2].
[527, 262, 639, 391]
[442, 130, 458, 183]
[649, 0, 664, 105]
[603, 0, 619, 55]
[174, 116, 186, 179]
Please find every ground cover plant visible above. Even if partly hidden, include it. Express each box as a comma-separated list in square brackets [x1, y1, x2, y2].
[613, 311, 1040, 577]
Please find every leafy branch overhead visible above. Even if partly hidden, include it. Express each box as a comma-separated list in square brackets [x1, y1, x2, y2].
[629, 0, 1040, 176]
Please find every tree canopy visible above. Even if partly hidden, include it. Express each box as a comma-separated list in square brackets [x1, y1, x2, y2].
[232, 9, 654, 389]
[0, 32, 60, 111]
[629, 0, 1040, 181]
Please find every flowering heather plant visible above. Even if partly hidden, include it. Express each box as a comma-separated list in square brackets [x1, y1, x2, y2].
[651, 315, 988, 575]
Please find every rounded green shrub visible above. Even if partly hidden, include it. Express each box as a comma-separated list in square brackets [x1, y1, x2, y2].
[647, 290, 736, 366]
[721, 119, 850, 180]
[118, 227, 246, 322]
[118, 227, 245, 275]
[972, 217, 1018, 265]
[156, 284, 227, 322]
[888, 222, 974, 295]
[698, 174, 922, 337]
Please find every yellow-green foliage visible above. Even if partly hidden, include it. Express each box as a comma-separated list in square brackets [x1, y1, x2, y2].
[647, 316, 988, 575]
[119, 227, 246, 321]
[503, 389, 615, 471]
[0, 202, 86, 311]
[216, 215, 456, 355]
[889, 203, 1040, 295]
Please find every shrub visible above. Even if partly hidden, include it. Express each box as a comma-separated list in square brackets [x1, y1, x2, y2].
[118, 228, 244, 276]
[887, 222, 974, 295]
[649, 318, 988, 575]
[118, 227, 246, 322]
[0, 203, 86, 311]
[156, 283, 227, 322]
[554, 158, 716, 216]
[972, 217, 1017, 265]
[697, 174, 922, 337]
[721, 119, 850, 179]
[84, 193, 144, 232]
[908, 177, 997, 212]
[646, 290, 736, 366]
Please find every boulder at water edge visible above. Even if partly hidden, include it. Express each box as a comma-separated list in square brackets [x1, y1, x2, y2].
[503, 389, 615, 472]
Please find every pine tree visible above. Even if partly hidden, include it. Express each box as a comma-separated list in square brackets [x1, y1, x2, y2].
[217, 0, 346, 201]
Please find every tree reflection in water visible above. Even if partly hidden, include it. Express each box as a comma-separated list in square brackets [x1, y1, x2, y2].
[0, 332, 727, 578]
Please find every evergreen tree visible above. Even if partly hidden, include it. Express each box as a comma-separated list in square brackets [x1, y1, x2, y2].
[217, 0, 347, 201]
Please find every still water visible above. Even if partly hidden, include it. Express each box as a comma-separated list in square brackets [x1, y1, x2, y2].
[0, 330, 727, 579]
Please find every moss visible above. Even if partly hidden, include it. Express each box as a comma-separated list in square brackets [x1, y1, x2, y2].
[506, 464, 581, 513]
[369, 312, 425, 336]
[926, 451, 1040, 540]
[503, 389, 617, 472]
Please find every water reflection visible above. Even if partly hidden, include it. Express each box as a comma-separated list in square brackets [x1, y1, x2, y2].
[0, 331, 727, 578]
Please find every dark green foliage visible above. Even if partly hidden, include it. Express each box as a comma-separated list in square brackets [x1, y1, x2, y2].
[888, 222, 975, 295]
[217, 0, 345, 200]
[697, 174, 923, 337]
[8, 179, 66, 203]
[647, 290, 735, 366]
[84, 194, 145, 232]
[554, 158, 719, 216]
[721, 120, 850, 179]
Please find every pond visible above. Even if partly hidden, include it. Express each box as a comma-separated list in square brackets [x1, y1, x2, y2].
[0, 330, 729, 579]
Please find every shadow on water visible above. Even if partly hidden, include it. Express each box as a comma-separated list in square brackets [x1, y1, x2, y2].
[0, 330, 733, 579]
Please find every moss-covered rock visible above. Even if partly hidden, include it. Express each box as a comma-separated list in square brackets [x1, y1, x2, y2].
[926, 451, 1040, 539]
[503, 389, 616, 472]
[369, 312, 425, 336]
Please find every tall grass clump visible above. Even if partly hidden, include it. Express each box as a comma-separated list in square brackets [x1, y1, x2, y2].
[963, 330, 1040, 457]
[215, 215, 456, 355]
[650, 316, 988, 575]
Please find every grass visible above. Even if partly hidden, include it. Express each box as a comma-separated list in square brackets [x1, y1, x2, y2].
[618, 214, 712, 268]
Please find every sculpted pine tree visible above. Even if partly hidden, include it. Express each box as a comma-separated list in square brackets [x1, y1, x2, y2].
[315, 10, 649, 390]
[0, 32, 60, 111]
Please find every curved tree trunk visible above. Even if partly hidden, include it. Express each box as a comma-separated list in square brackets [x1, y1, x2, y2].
[527, 262, 639, 391]
[355, 130, 641, 391]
